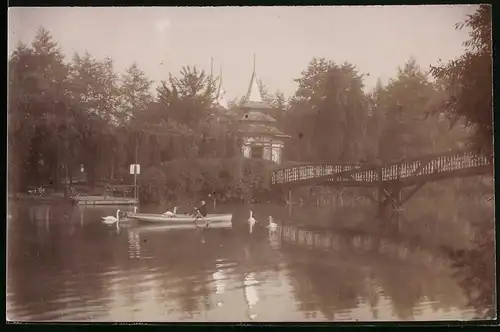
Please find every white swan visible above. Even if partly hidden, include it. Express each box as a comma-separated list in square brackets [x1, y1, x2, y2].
[163, 206, 177, 217]
[102, 209, 120, 224]
[248, 210, 257, 234]
[266, 216, 278, 233]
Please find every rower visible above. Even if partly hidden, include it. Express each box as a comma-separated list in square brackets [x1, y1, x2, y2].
[194, 200, 209, 227]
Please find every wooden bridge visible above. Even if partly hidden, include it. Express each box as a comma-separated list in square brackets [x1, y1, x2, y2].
[271, 149, 492, 216]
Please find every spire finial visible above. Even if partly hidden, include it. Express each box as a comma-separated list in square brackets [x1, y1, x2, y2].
[217, 67, 223, 98]
[245, 54, 262, 103]
[210, 56, 214, 78]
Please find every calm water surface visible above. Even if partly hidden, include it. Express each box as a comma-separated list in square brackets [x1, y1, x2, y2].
[7, 202, 477, 322]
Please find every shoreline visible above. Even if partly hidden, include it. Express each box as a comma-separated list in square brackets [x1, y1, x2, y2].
[8, 197, 486, 258]
[8, 194, 70, 202]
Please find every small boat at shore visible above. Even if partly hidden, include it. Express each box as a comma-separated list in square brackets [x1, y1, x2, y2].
[126, 212, 233, 225]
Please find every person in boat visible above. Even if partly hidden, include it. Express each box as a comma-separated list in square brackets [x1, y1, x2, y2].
[193, 200, 209, 227]
[196, 200, 208, 217]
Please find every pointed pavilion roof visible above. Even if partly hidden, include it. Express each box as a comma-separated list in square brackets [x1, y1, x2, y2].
[241, 55, 273, 110]
[216, 68, 228, 110]
[238, 56, 290, 139]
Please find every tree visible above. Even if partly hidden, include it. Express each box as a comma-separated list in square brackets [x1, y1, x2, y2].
[117, 63, 155, 169]
[363, 79, 387, 161]
[285, 58, 370, 163]
[257, 80, 288, 123]
[376, 59, 437, 162]
[430, 5, 492, 157]
[155, 66, 221, 161]
[8, 42, 37, 191]
[67, 52, 121, 186]
[157, 66, 217, 129]
[8, 28, 72, 191]
[118, 62, 153, 123]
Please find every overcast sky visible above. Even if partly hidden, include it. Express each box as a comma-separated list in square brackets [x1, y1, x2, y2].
[8, 5, 478, 100]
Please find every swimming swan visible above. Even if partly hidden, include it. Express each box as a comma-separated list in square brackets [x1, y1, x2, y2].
[102, 209, 120, 224]
[163, 206, 177, 217]
[248, 210, 257, 233]
[266, 216, 278, 233]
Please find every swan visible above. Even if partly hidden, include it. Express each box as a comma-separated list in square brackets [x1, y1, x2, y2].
[266, 216, 278, 233]
[163, 206, 177, 217]
[102, 209, 120, 224]
[115, 216, 122, 234]
[248, 210, 257, 234]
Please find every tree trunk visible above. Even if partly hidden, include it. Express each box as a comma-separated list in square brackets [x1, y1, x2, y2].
[64, 164, 69, 199]
[54, 158, 60, 190]
[110, 153, 115, 180]
[86, 162, 95, 190]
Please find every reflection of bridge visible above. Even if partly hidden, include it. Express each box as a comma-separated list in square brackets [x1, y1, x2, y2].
[271, 150, 492, 216]
[278, 225, 439, 265]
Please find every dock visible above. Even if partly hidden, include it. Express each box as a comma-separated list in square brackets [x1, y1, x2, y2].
[71, 196, 138, 206]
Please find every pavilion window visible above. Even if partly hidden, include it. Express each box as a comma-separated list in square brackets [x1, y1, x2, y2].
[251, 146, 264, 159]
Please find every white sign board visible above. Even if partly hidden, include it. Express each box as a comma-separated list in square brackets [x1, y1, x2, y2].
[130, 164, 141, 175]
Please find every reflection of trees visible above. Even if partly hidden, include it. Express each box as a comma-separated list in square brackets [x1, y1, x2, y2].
[8, 203, 116, 320]
[137, 228, 227, 319]
[284, 247, 367, 320]
[447, 218, 496, 319]
[397, 177, 493, 251]
[286, 177, 493, 255]
[374, 265, 423, 320]
[282, 226, 473, 321]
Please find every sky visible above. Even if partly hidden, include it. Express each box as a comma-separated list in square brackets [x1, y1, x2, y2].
[8, 5, 478, 101]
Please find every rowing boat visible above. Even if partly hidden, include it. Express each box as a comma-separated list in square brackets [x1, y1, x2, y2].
[126, 212, 233, 224]
[133, 221, 234, 232]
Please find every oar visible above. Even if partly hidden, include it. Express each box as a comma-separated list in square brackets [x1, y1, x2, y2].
[192, 208, 201, 228]
[193, 208, 210, 228]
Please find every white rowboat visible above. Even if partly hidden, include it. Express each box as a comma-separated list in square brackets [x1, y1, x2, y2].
[126, 212, 233, 225]
[133, 221, 233, 232]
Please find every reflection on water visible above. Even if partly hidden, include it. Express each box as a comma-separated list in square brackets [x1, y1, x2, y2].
[6, 202, 486, 322]
[243, 272, 259, 320]
[128, 231, 141, 259]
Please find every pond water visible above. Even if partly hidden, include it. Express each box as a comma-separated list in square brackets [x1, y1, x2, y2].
[7, 202, 480, 322]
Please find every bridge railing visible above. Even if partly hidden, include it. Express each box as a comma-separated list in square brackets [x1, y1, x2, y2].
[379, 150, 490, 183]
[271, 163, 362, 185]
[272, 150, 492, 186]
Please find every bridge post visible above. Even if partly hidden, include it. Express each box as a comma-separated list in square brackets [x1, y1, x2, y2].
[377, 183, 402, 219]
[377, 166, 384, 215]
[288, 187, 292, 216]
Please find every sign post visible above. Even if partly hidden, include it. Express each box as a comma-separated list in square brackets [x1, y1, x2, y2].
[132, 133, 140, 201]
[130, 164, 140, 200]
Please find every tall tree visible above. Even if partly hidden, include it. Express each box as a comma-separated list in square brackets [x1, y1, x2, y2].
[257, 80, 288, 123]
[363, 79, 387, 161]
[157, 66, 217, 129]
[430, 5, 492, 156]
[286, 58, 370, 163]
[116, 62, 155, 170]
[119, 62, 153, 123]
[376, 59, 437, 162]
[8, 42, 37, 191]
[8, 28, 71, 190]
[67, 52, 120, 185]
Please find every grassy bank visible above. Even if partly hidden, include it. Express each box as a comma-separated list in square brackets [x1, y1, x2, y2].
[283, 176, 493, 252]
[136, 157, 284, 205]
